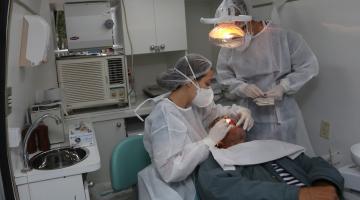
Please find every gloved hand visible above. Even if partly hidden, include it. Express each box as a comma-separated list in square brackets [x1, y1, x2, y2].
[239, 83, 264, 99]
[299, 186, 339, 200]
[236, 107, 254, 131]
[265, 84, 285, 100]
[203, 119, 233, 148]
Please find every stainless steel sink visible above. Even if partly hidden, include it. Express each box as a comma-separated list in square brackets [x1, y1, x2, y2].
[29, 147, 88, 170]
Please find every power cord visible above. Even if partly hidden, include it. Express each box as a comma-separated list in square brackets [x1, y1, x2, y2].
[120, 0, 136, 106]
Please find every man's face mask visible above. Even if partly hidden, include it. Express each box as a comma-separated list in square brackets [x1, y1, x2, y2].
[234, 21, 252, 51]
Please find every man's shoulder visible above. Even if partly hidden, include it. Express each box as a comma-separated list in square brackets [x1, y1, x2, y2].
[267, 22, 302, 38]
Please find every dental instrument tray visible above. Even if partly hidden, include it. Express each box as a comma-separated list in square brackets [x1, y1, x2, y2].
[253, 97, 275, 106]
[143, 85, 168, 98]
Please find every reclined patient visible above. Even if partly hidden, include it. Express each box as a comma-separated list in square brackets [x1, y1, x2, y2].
[196, 116, 344, 200]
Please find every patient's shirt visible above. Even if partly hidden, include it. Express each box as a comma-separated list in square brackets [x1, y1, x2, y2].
[271, 163, 305, 187]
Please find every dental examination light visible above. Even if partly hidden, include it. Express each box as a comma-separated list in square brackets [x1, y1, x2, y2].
[200, 0, 252, 48]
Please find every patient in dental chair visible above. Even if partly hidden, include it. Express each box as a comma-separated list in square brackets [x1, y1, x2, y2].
[196, 116, 344, 200]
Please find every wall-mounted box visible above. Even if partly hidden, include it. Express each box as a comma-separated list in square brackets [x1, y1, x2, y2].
[64, 1, 114, 50]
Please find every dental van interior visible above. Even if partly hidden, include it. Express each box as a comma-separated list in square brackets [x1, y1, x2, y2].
[1, 0, 360, 199]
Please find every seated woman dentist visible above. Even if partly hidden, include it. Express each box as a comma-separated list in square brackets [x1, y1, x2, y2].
[136, 54, 254, 200]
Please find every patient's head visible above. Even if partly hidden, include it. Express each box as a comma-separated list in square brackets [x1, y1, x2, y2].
[209, 116, 246, 149]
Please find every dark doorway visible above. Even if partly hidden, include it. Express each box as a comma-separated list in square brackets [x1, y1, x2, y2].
[0, 0, 16, 199]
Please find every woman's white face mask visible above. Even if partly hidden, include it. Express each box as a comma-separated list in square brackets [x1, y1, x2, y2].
[192, 83, 214, 108]
[174, 56, 214, 108]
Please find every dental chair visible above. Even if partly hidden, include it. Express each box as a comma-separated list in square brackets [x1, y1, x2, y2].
[110, 134, 201, 200]
[110, 134, 151, 194]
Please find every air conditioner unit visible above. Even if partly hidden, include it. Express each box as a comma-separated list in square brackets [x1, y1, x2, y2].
[56, 56, 129, 111]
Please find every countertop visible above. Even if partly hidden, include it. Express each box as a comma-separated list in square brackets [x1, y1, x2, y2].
[339, 164, 360, 192]
[11, 95, 237, 186]
[65, 94, 153, 121]
[11, 96, 153, 185]
[64, 94, 238, 121]
[11, 141, 100, 185]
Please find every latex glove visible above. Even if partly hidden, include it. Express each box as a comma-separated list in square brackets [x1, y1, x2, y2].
[239, 84, 264, 99]
[236, 107, 254, 131]
[299, 186, 339, 200]
[203, 119, 233, 148]
[265, 84, 285, 100]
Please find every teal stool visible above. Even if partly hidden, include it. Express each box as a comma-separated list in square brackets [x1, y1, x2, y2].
[110, 135, 151, 192]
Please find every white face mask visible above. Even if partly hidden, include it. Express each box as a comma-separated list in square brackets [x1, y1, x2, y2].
[236, 21, 252, 52]
[192, 84, 214, 108]
[237, 32, 252, 52]
[174, 56, 214, 108]
[238, 21, 268, 52]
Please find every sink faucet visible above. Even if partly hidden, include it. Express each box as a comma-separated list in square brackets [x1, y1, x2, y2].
[22, 113, 62, 172]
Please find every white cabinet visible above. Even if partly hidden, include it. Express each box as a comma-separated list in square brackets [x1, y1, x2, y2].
[18, 175, 86, 200]
[121, 0, 187, 55]
[17, 184, 30, 200]
[88, 118, 126, 183]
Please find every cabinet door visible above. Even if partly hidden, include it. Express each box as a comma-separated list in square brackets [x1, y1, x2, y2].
[28, 175, 85, 200]
[17, 184, 30, 200]
[122, 0, 157, 55]
[154, 0, 187, 52]
[88, 119, 126, 183]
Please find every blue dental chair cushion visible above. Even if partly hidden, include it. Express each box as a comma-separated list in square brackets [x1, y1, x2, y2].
[110, 135, 151, 191]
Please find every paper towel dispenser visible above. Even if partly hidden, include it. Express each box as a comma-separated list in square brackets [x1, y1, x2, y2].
[19, 15, 50, 67]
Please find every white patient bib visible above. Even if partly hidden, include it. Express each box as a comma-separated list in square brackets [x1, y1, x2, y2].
[210, 140, 305, 170]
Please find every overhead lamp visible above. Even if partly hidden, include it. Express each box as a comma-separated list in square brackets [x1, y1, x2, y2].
[208, 23, 246, 48]
[200, 0, 252, 48]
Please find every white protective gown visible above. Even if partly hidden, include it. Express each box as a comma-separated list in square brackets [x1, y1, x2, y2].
[217, 22, 319, 144]
[138, 98, 243, 200]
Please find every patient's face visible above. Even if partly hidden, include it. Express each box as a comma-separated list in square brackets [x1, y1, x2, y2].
[211, 116, 246, 149]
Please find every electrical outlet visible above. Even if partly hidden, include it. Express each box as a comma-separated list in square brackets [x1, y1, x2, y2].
[320, 120, 330, 139]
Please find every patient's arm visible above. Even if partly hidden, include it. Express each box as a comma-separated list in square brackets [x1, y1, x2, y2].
[300, 180, 340, 200]
[292, 154, 344, 197]
[299, 185, 339, 200]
